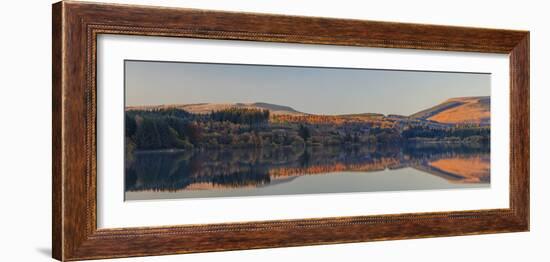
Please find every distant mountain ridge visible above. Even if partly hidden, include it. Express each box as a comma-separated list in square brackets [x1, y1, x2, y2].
[127, 96, 490, 125]
[410, 96, 490, 125]
[126, 102, 305, 116]
[245, 102, 305, 115]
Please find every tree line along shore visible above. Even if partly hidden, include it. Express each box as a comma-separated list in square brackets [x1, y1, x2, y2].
[124, 107, 490, 154]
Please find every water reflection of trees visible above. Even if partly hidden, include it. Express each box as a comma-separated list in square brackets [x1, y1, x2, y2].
[125, 144, 490, 192]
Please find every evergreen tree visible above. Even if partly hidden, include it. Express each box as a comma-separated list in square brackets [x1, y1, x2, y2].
[135, 117, 162, 149]
[298, 124, 311, 142]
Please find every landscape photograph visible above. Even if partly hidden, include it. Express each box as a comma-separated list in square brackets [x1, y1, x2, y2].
[124, 60, 491, 200]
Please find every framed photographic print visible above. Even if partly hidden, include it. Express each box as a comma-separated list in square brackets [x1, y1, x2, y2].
[52, 1, 529, 261]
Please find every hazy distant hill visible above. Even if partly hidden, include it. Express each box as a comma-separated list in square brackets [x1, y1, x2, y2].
[127, 96, 490, 125]
[126, 102, 305, 116]
[410, 96, 490, 125]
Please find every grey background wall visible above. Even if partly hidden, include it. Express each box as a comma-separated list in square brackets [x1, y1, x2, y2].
[0, 0, 545, 261]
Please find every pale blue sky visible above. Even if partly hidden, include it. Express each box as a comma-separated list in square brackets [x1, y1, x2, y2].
[125, 60, 490, 116]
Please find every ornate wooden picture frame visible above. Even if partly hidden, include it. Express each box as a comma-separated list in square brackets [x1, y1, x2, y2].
[52, 1, 529, 261]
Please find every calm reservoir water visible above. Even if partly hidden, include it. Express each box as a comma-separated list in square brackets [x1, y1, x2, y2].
[125, 145, 490, 200]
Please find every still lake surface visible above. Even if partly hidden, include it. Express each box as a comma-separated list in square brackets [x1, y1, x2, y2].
[125, 145, 490, 200]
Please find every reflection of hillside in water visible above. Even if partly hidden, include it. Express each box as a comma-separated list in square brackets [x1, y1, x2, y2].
[125, 145, 490, 192]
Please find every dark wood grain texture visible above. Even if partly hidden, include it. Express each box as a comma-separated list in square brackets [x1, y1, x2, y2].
[52, 1, 530, 261]
[52, 2, 63, 260]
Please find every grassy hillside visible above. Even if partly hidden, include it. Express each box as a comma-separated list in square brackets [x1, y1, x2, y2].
[410, 96, 490, 125]
[126, 102, 305, 116]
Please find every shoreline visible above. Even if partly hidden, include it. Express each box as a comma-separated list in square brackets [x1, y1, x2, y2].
[132, 140, 489, 154]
